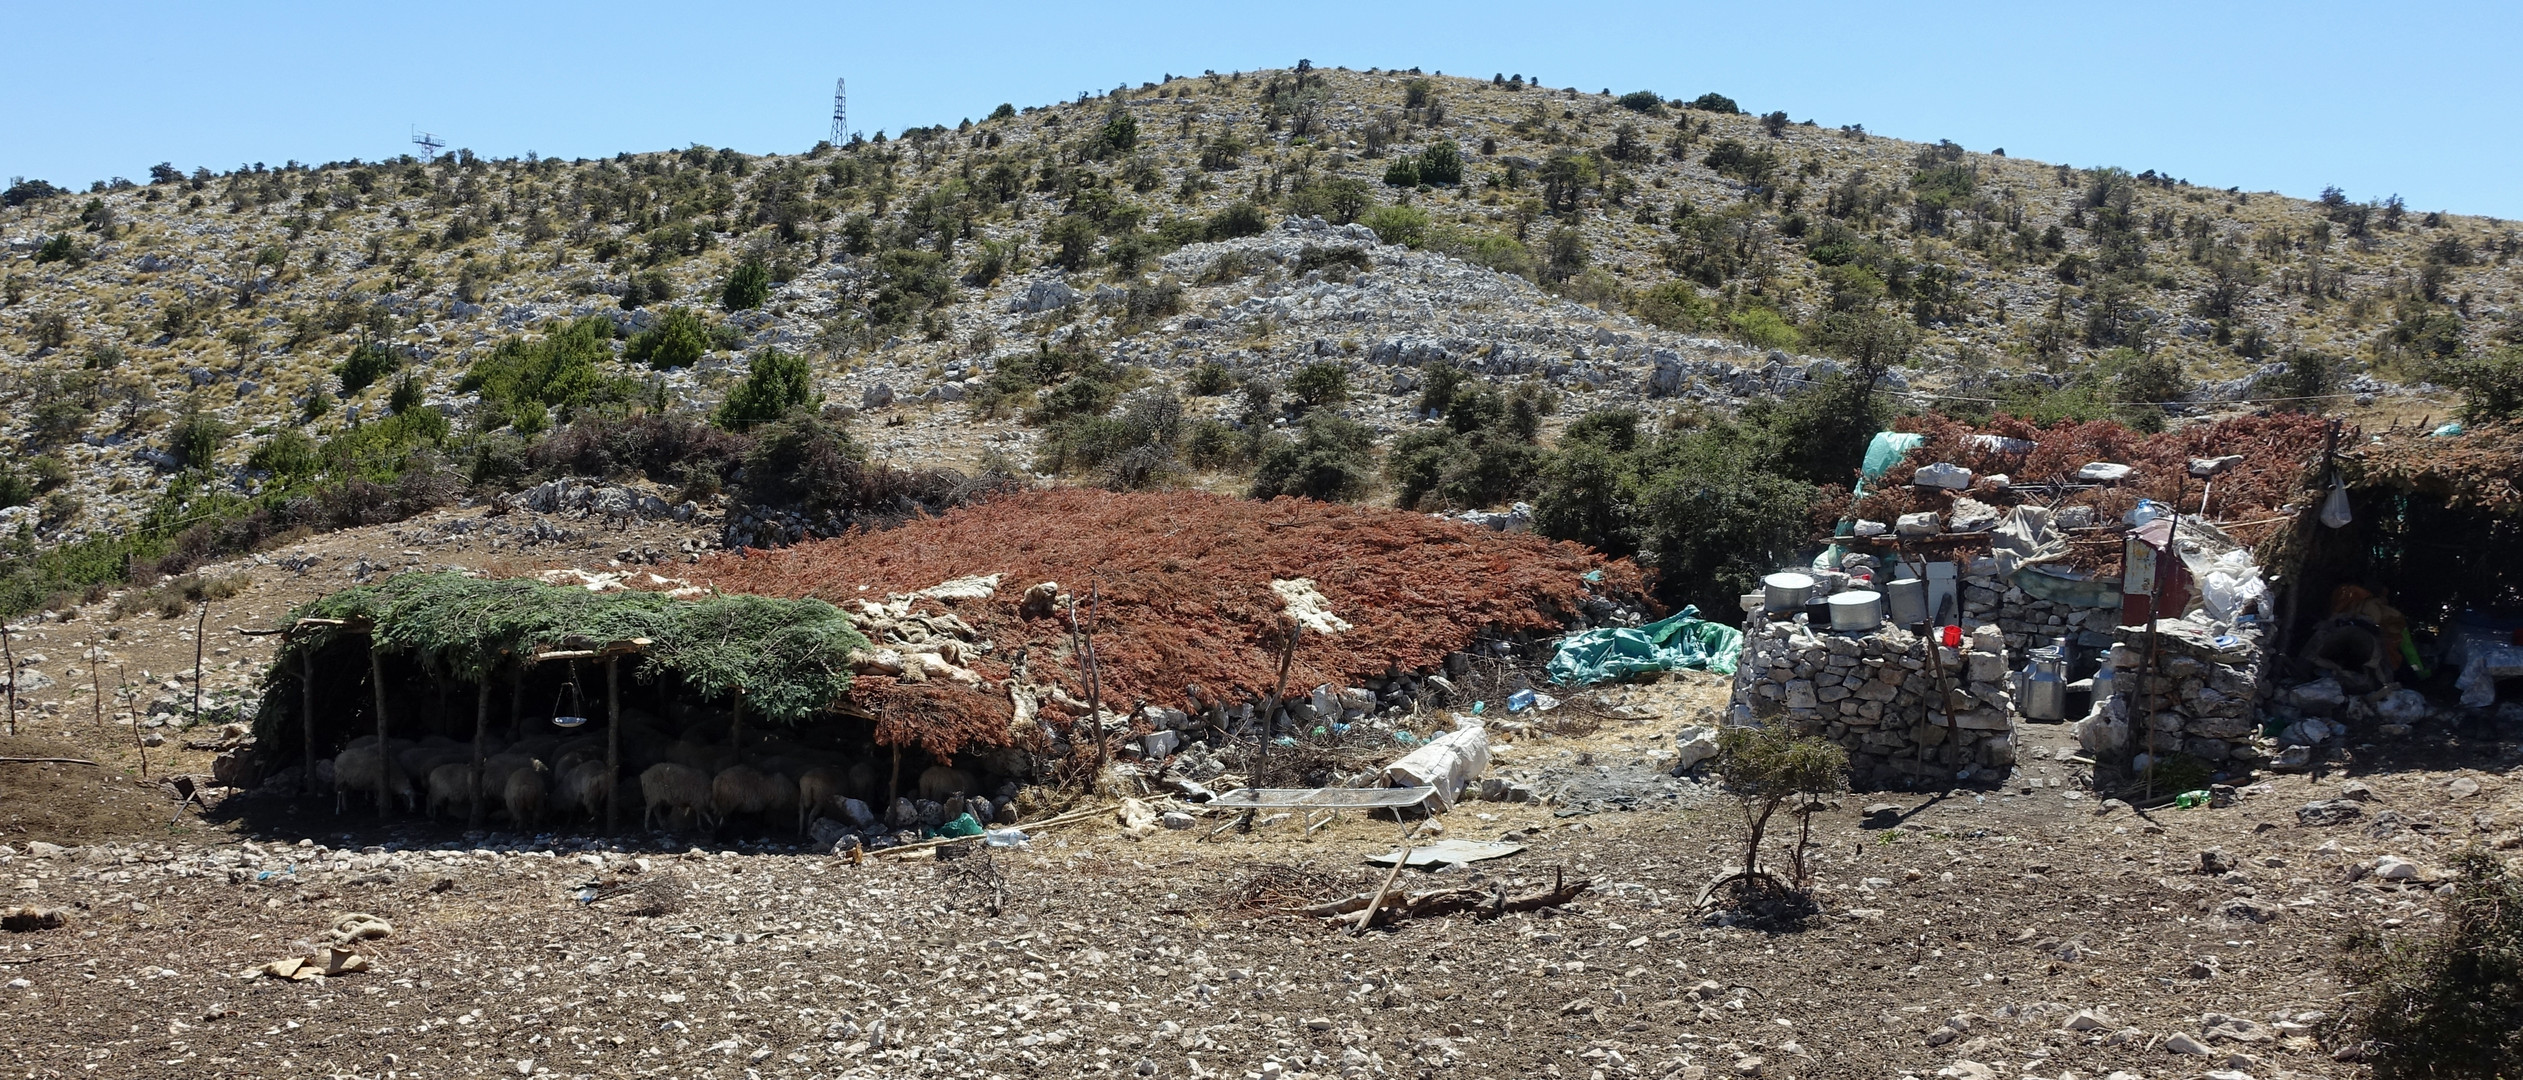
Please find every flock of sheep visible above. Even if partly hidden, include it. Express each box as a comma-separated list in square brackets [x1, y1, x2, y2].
[319, 725, 986, 837]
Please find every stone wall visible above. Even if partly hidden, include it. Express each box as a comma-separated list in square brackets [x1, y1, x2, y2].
[1956, 556, 2123, 654]
[2081, 618, 2267, 768]
[1732, 619, 2017, 786]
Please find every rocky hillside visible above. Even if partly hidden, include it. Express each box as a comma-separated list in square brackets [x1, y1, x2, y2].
[0, 64, 2516, 557]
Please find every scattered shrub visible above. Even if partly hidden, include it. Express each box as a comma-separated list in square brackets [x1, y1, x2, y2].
[720, 256, 772, 311]
[1359, 204, 1429, 248]
[525, 413, 748, 486]
[1634, 280, 1715, 330]
[715, 348, 818, 431]
[166, 410, 227, 472]
[1185, 361, 1237, 397]
[2433, 348, 2523, 424]
[1417, 141, 1465, 185]
[246, 429, 322, 481]
[1207, 201, 1270, 240]
[460, 316, 640, 426]
[626, 307, 710, 369]
[1251, 409, 1377, 503]
[336, 338, 400, 395]
[1286, 362, 1351, 408]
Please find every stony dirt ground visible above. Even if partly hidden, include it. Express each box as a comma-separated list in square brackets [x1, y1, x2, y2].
[3, 518, 2516, 1080]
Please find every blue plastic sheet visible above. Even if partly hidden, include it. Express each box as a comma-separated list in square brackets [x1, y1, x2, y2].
[1547, 607, 1744, 684]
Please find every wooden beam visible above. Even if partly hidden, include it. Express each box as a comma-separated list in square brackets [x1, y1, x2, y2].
[467, 679, 491, 831]
[604, 656, 621, 836]
[530, 638, 653, 663]
[368, 645, 392, 818]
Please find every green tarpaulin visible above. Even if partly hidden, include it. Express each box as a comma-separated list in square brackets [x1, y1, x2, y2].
[1547, 606, 1744, 684]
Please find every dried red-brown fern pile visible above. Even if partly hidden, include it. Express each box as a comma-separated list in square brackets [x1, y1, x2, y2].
[2347, 421, 2523, 516]
[690, 488, 1645, 719]
[1847, 413, 2333, 572]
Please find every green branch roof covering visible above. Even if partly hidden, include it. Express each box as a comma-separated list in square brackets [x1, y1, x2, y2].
[272, 572, 868, 723]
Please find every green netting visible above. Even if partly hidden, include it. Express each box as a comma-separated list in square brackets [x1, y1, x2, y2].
[1546, 607, 1744, 684]
[269, 572, 867, 723]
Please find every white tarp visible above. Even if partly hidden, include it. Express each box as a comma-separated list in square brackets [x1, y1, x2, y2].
[1383, 719, 1491, 810]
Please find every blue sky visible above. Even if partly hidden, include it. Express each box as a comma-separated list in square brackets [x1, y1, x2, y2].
[6, 1, 2519, 218]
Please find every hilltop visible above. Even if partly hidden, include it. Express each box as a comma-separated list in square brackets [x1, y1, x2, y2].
[0, 64, 2517, 608]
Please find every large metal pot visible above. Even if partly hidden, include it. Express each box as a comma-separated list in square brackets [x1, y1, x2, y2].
[1762, 572, 1816, 612]
[1884, 578, 1928, 626]
[1827, 590, 1884, 631]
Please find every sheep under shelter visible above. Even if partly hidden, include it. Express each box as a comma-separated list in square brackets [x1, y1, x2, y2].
[246, 572, 1029, 837]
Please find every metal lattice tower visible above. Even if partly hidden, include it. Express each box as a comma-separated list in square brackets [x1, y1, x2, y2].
[831, 78, 848, 145]
[411, 128, 446, 160]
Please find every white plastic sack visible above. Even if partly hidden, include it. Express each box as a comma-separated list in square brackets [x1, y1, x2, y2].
[1913, 462, 1974, 490]
[2078, 462, 2134, 482]
[2320, 478, 2354, 529]
[1384, 720, 1491, 810]
[2199, 550, 2267, 624]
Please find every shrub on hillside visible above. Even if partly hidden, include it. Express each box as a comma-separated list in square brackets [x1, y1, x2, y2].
[720, 256, 772, 311]
[1360, 204, 1429, 248]
[1417, 141, 1465, 186]
[337, 338, 400, 395]
[2433, 348, 2523, 424]
[626, 307, 710, 369]
[461, 316, 639, 428]
[1616, 90, 1666, 116]
[1251, 409, 1377, 503]
[526, 414, 749, 487]
[166, 410, 226, 472]
[715, 348, 818, 431]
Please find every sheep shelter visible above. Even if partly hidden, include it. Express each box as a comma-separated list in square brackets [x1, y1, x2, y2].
[241, 572, 1036, 832]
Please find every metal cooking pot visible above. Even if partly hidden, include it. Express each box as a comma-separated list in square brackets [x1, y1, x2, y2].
[1763, 572, 1817, 612]
[1827, 590, 1884, 631]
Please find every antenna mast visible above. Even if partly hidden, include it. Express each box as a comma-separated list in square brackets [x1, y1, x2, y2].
[831, 78, 848, 145]
[410, 126, 446, 160]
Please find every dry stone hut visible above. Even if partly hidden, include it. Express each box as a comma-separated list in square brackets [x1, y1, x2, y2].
[1732, 414, 2334, 790]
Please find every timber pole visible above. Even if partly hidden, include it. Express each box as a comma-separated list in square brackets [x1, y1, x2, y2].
[369, 643, 392, 816]
[605, 656, 621, 836]
[299, 653, 315, 798]
[468, 678, 491, 831]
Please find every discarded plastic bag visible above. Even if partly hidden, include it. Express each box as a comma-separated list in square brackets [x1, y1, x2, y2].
[936, 813, 983, 839]
[1383, 720, 1491, 810]
[1546, 607, 1743, 684]
[2199, 551, 2267, 624]
[2320, 477, 2353, 529]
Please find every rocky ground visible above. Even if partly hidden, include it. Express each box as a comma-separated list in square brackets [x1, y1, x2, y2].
[3, 515, 2514, 1079]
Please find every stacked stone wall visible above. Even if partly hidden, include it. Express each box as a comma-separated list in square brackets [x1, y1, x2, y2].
[1733, 619, 2017, 786]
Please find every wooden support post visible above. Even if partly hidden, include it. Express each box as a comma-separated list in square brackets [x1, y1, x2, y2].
[604, 656, 621, 836]
[730, 689, 745, 752]
[191, 600, 208, 729]
[369, 644, 391, 817]
[1260, 620, 1302, 756]
[509, 665, 523, 741]
[120, 664, 145, 779]
[1082, 583, 1107, 773]
[1, 617, 16, 738]
[468, 678, 491, 831]
[299, 653, 316, 798]
[93, 647, 109, 742]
